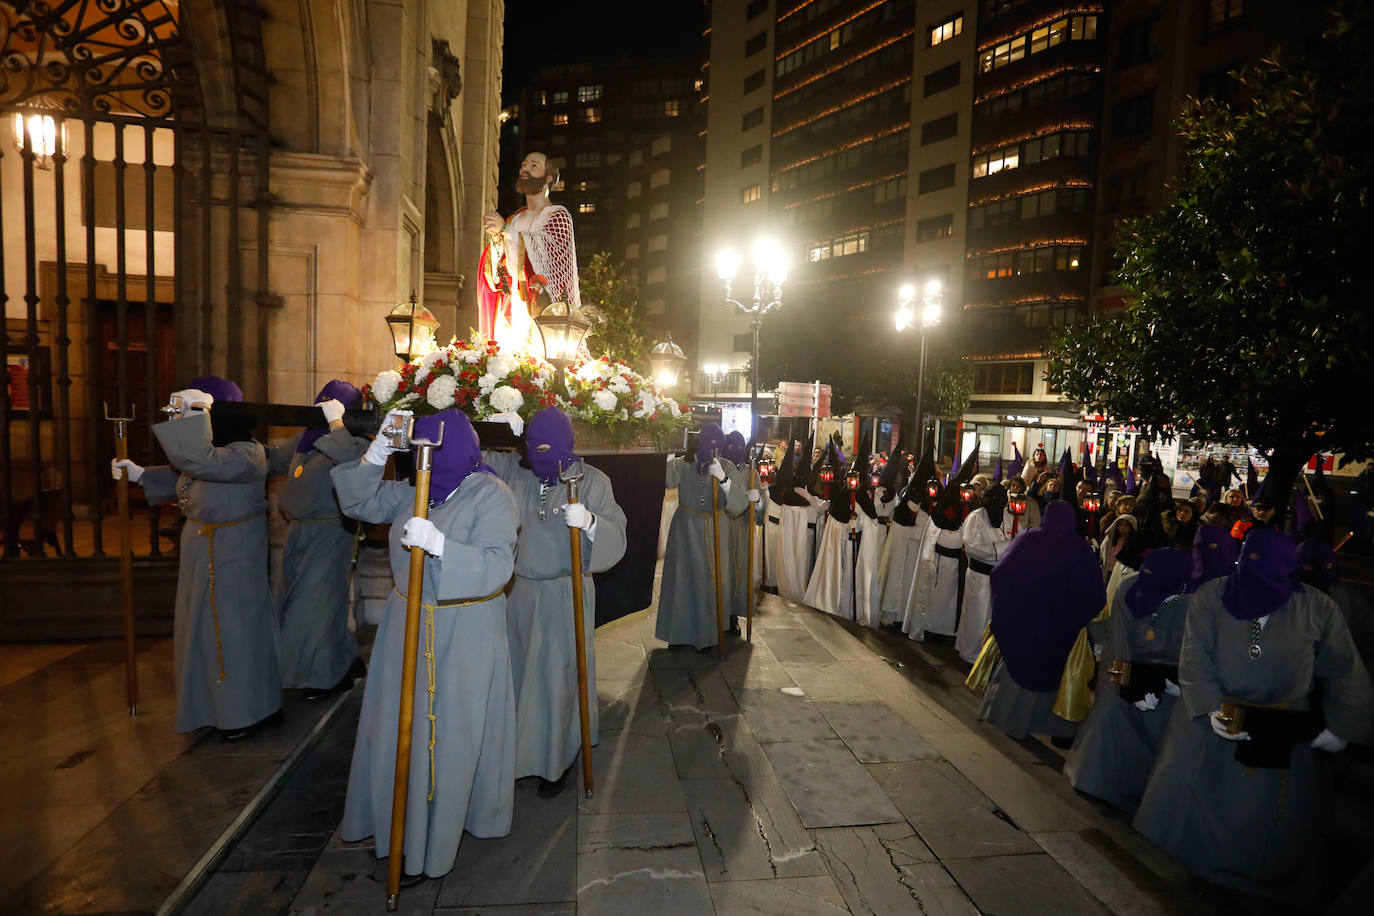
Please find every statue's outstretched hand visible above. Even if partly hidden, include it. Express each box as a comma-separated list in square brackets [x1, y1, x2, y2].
[482, 211, 504, 236]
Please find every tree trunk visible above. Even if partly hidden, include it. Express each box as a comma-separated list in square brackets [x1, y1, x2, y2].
[1262, 441, 1314, 529]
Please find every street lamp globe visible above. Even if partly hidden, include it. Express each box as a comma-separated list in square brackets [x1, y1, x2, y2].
[715, 249, 740, 282]
[921, 300, 942, 328]
[898, 283, 915, 304]
[894, 306, 913, 332]
[923, 278, 944, 299]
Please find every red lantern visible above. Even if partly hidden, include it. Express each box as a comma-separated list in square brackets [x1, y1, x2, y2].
[819, 467, 835, 484]
[846, 471, 860, 491]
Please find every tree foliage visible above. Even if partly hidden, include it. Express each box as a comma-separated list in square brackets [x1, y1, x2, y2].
[1045, 10, 1374, 511]
[579, 252, 649, 368]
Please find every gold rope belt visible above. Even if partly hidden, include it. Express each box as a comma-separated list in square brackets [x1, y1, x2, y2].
[190, 513, 262, 683]
[392, 583, 506, 801]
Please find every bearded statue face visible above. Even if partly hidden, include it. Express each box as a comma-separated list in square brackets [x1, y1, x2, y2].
[515, 152, 555, 195]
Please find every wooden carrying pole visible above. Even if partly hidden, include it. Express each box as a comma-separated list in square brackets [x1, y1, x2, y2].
[106, 404, 139, 716]
[711, 482, 725, 658]
[746, 463, 756, 642]
[386, 423, 442, 911]
[561, 462, 595, 798]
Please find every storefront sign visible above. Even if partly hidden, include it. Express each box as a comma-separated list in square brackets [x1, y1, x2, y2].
[999, 414, 1042, 425]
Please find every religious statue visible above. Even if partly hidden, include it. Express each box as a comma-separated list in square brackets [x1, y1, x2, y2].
[478, 152, 581, 353]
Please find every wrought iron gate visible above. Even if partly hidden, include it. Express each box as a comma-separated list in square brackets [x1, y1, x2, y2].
[1, 0, 271, 565]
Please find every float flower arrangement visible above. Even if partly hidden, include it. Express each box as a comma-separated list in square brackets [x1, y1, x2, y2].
[361, 332, 686, 447]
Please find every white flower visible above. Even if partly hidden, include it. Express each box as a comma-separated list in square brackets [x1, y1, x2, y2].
[488, 354, 518, 378]
[608, 374, 631, 394]
[419, 350, 447, 370]
[663, 397, 681, 418]
[460, 349, 483, 364]
[426, 375, 457, 410]
[371, 370, 401, 403]
[397, 392, 419, 406]
[412, 366, 430, 386]
[489, 385, 524, 412]
[591, 389, 618, 412]
[633, 392, 657, 418]
[574, 360, 610, 384]
[478, 373, 498, 395]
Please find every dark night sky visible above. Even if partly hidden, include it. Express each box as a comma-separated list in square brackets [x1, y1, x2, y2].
[501, 0, 708, 101]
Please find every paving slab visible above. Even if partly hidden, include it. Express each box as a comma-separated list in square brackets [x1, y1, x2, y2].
[732, 687, 837, 743]
[867, 760, 1040, 859]
[434, 905, 575, 915]
[666, 713, 775, 781]
[943, 852, 1111, 915]
[794, 611, 873, 660]
[758, 627, 836, 664]
[782, 662, 878, 700]
[841, 658, 967, 736]
[592, 639, 649, 683]
[925, 731, 1091, 833]
[718, 640, 797, 689]
[815, 701, 939, 763]
[590, 731, 676, 774]
[653, 667, 740, 723]
[596, 678, 669, 737]
[1031, 830, 1178, 916]
[576, 763, 688, 816]
[436, 779, 577, 907]
[762, 740, 903, 829]
[681, 776, 824, 882]
[288, 845, 442, 915]
[813, 823, 975, 916]
[706, 874, 849, 914]
[576, 811, 712, 915]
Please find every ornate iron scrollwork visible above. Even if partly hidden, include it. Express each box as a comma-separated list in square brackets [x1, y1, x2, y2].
[1, 0, 200, 119]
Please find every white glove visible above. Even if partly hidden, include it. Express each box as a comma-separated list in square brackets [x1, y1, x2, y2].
[747, 488, 762, 508]
[111, 458, 144, 483]
[400, 516, 445, 557]
[1164, 678, 1181, 697]
[1310, 728, 1347, 753]
[563, 502, 596, 540]
[319, 399, 345, 423]
[1209, 710, 1250, 741]
[172, 388, 213, 411]
[364, 409, 413, 465]
[1092, 643, 1103, 661]
[488, 411, 524, 436]
[1132, 693, 1160, 712]
[708, 458, 727, 482]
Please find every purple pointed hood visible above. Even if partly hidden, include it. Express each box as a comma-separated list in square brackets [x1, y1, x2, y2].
[1126, 466, 1138, 495]
[1008, 442, 1024, 479]
[993, 454, 1004, 484]
[189, 375, 243, 404]
[1296, 539, 1339, 592]
[1125, 547, 1191, 618]
[298, 379, 362, 453]
[1190, 523, 1239, 591]
[1222, 528, 1301, 620]
[989, 501, 1107, 692]
[415, 409, 495, 507]
[525, 406, 578, 485]
[723, 431, 748, 466]
[696, 423, 726, 475]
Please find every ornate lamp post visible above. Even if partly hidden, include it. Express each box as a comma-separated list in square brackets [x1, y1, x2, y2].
[894, 279, 943, 459]
[715, 239, 788, 444]
[702, 362, 729, 400]
[385, 294, 440, 363]
[648, 334, 688, 388]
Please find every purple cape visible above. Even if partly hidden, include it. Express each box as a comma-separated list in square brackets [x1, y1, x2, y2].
[1189, 523, 1238, 591]
[989, 501, 1106, 692]
[1125, 547, 1191, 618]
[525, 405, 578, 485]
[298, 378, 362, 454]
[415, 409, 495, 507]
[1221, 528, 1301, 620]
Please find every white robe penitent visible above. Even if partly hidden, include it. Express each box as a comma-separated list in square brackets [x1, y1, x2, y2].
[955, 508, 1010, 663]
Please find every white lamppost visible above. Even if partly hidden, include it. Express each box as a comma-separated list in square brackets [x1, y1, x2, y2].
[894, 279, 943, 458]
[702, 362, 729, 400]
[714, 239, 787, 444]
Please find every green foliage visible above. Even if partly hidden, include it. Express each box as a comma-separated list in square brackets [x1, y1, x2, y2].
[579, 252, 649, 369]
[927, 362, 974, 419]
[1047, 9, 1374, 490]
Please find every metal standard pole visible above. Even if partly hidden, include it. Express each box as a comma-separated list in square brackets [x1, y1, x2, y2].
[711, 482, 725, 658]
[107, 404, 139, 716]
[561, 462, 595, 799]
[914, 328, 929, 460]
[386, 425, 442, 911]
[746, 460, 756, 642]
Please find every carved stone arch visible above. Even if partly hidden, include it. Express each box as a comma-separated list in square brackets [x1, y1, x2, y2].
[424, 115, 460, 274]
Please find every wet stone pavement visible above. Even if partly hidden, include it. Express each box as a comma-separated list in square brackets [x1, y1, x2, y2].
[241, 592, 1243, 916]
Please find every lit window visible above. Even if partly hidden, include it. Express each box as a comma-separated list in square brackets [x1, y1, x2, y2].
[553, 113, 569, 126]
[552, 90, 568, 104]
[582, 107, 601, 123]
[929, 15, 963, 46]
[648, 234, 668, 252]
[647, 266, 667, 284]
[741, 183, 761, 204]
[651, 136, 672, 156]
[649, 202, 670, 220]
[627, 182, 642, 199]
[626, 213, 641, 229]
[663, 100, 680, 117]
[577, 85, 603, 102]
[629, 150, 643, 167]
[535, 90, 547, 106]
[578, 202, 596, 213]
[1208, 0, 1244, 28]
[650, 168, 671, 189]
[694, 78, 704, 91]
[626, 243, 640, 259]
